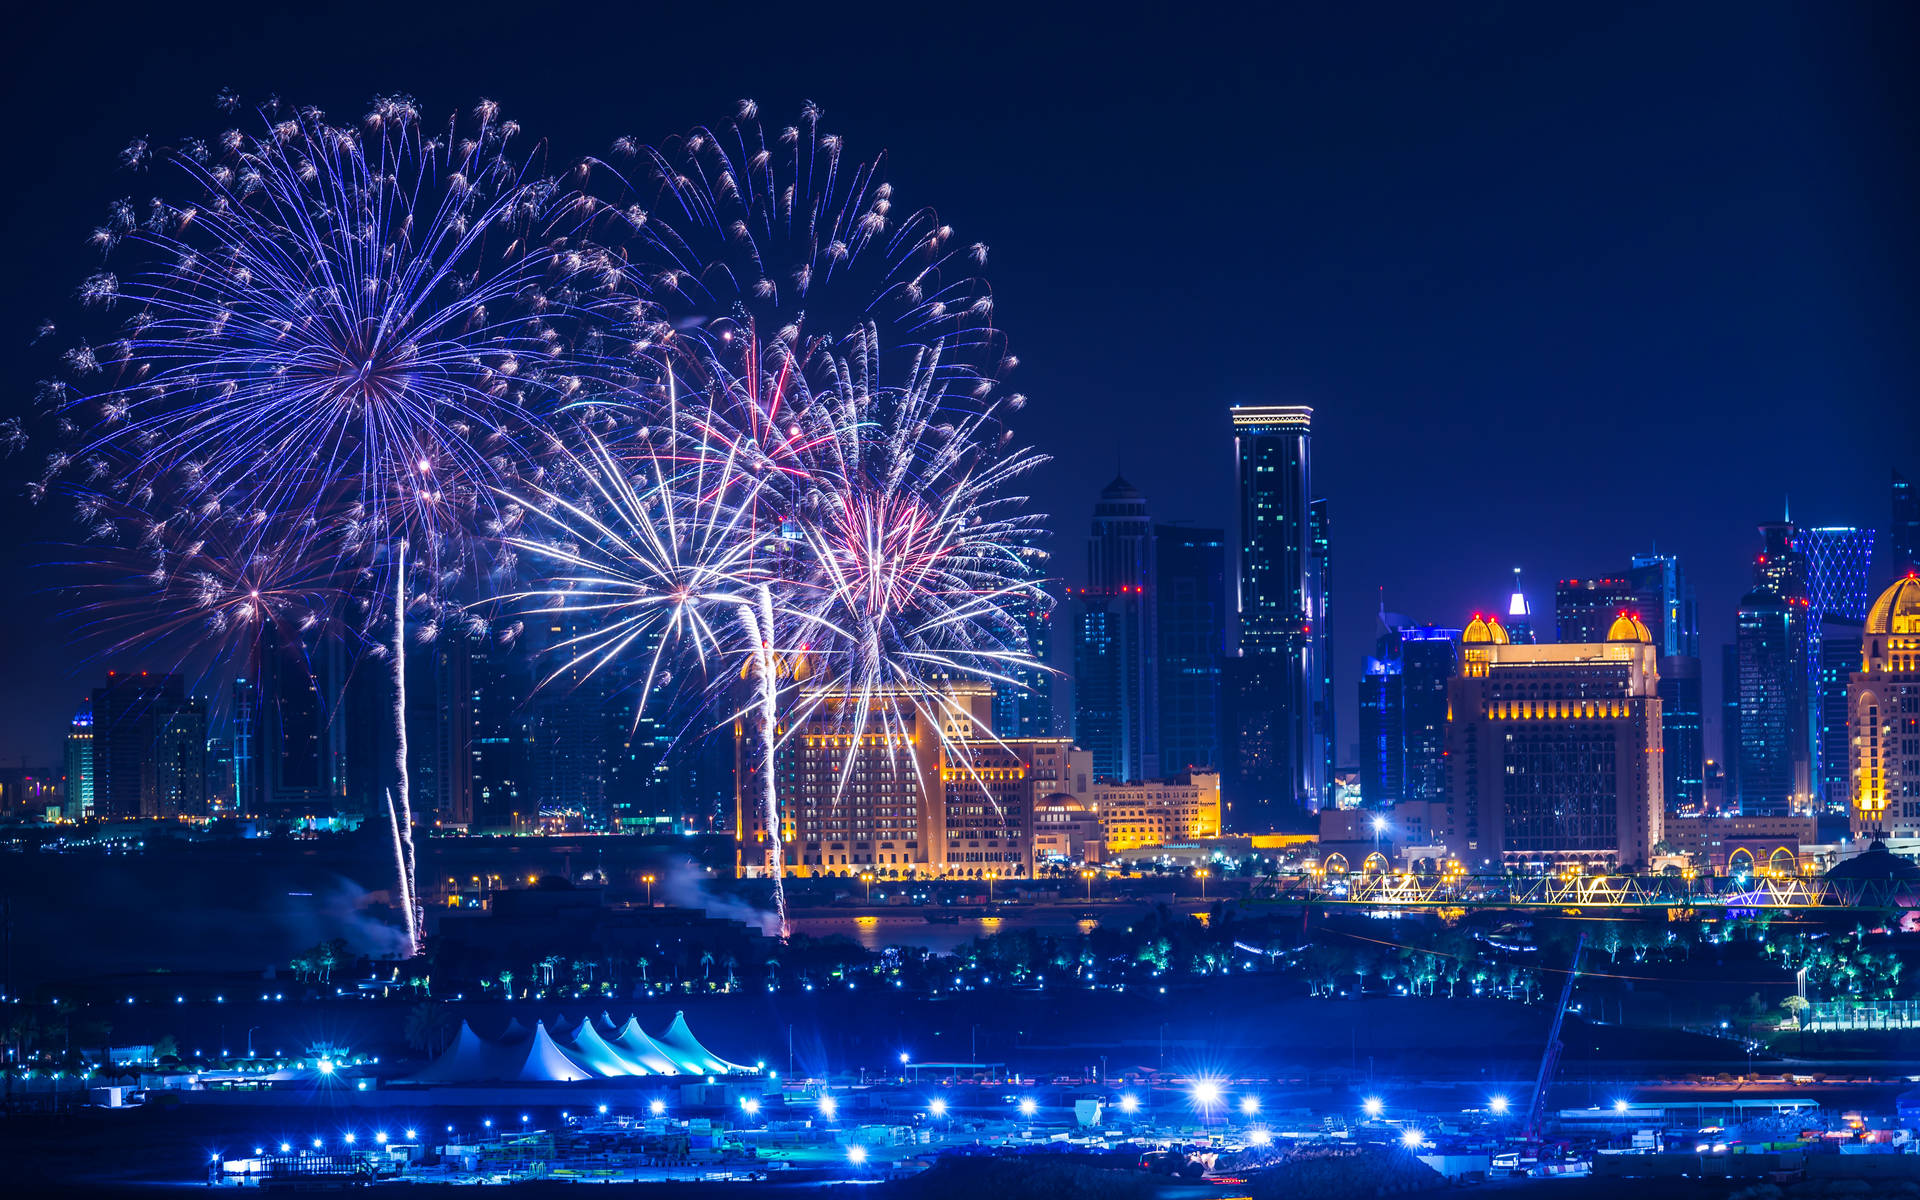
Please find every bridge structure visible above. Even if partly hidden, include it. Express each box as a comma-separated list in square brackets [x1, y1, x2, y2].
[1254, 871, 1916, 913]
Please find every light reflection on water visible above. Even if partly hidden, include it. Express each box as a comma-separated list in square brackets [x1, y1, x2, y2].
[789, 912, 1101, 954]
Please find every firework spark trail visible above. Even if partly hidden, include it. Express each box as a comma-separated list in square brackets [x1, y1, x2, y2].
[736, 583, 789, 936]
[392, 540, 417, 952]
[46, 95, 610, 955]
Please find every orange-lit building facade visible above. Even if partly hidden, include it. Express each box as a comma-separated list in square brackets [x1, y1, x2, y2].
[735, 685, 1073, 879]
[1444, 612, 1665, 869]
[1850, 575, 1920, 837]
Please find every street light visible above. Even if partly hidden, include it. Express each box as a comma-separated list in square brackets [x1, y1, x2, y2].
[1081, 869, 1095, 902]
[1196, 867, 1210, 901]
[986, 870, 998, 903]
[1017, 1097, 1037, 1118]
[928, 1098, 948, 1118]
[642, 874, 656, 906]
[1118, 1093, 1140, 1115]
[861, 872, 875, 902]
[1488, 1095, 1509, 1116]
[1362, 1096, 1384, 1118]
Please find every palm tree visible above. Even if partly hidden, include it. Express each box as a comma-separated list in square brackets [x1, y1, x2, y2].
[636, 956, 651, 985]
[764, 959, 780, 988]
[700, 951, 715, 983]
[722, 955, 739, 989]
[498, 969, 514, 998]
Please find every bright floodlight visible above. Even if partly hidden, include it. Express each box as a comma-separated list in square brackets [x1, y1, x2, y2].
[1372, 816, 1388, 832]
[1363, 1096, 1384, 1118]
[316, 1059, 334, 1075]
[1239, 1095, 1261, 1116]
[741, 1098, 760, 1116]
[1400, 1127, 1425, 1149]
[375, 1132, 388, 1145]
[929, 1098, 948, 1118]
[1613, 1099, 1630, 1114]
[819, 1096, 837, 1118]
[1249, 1128, 1272, 1146]
[279, 1144, 290, 1154]
[900, 1052, 911, 1065]
[597, 1105, 608, 1115]
[344, 1134, 356, 1145]
[1118, 1093, 1140, 1114]
[1489, 1095, 1509, 1115]
[1191, 1079, 1222, 1108]
[312, 1138, 323, 1149]
[404, 1130, 416, 1141]
[649, 1099, 666, 1116]
[1018, 1097, 1038, 1118]
[847, 1144, 868, 1165]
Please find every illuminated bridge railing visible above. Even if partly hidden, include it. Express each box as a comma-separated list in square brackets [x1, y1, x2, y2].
[1263, 874, 1913, 911]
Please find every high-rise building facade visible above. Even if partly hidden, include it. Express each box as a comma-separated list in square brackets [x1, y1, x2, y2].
[1156, 524, 1226, 775]
[1627, 553, 1703, 813]
[1225, 404, 1327, 825]
[1555, 576, 1638, 644]
[90, 672, 207, 820]
[1891, 471, 1918, 576]
[63, 704, 94, 820]
[1443, 614, 1665, 869]
[1819, 616, 1866, 811]
[1071, 476, 1158, 782]
[1847, 575, 1920, 837]
[1506, 569, 1537, 645]
[1736, 521, 1814, 815]
[1356, 614, 1457, 809]
[991, 595, 1055, 741]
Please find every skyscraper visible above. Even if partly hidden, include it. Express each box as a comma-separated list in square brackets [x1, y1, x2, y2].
[530, 599, 611, 826]
[1506, 568, 1537, 645]
[1224, 404, 1327, 825]
[63, 704, 94, 821]
[1310, 498, 1335, 797]
[1071, 476, 1157, 782]
[1802, 527, 1875, 807]
[1803, 527, 1876, 631]
[1818, 615, 1865, 811]
[1735, 590, 1810, 815]
[992, 594, 1055, 741]
[1629, 552, 1703, 813]
[90, 672, 207, 819]
[1155, 524, 1225, 774]
[1555, 576, 1638, 644]
[1400, 626, 1459, 805]
[1891, 470, 1918, 575]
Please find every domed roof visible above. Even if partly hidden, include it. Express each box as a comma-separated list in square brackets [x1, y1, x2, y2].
[1824, 839, 1920, 887]
[1606, 612, 1652, 643]
[1463, 615, 1509, 645]
[1867, 574, 1920, 635]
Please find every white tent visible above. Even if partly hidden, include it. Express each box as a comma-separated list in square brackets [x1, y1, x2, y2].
[560, 1019, 648, 1077]
[609, 1017, 682, 1075]
[654, 1011, 751, 1074]
[496, 1022, 594, 1082]
[409, 1021, 500, 1083]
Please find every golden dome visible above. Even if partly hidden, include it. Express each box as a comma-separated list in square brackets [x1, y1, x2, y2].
[1867, 574, 1920, 635]
[1606, 612, 1652, 643]
[1463, 615, 1509, 645]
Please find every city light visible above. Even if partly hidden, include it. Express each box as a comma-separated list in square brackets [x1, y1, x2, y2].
[1249, 1128, 1272, 1146]
[1363, 1096, 1384, 1118]
[597, 1105, 608, 1115]
[344, 1134, 356, 1145]
[1191, 1079, 1223, 1109]
[818, 1095, 837, 1118]
[1613, 1099, 1631, 1114]
[404, 1130, 416, 1141]
[741, 1098, 760, 1116]
[375, 1131, 388, 1145]
[1400, 1127, 1426, 1149]
[847, 1145, 868, 1165]
[279, 1144, 290, 1154]
[315, 1059, 334, 1075]
[928, 1098, 948, 1118]
[649, 1100, 666, 1117]
[1118, 1093, 1140, 1114]
[1489, 1095, 1510, 1116]
[1239, 1095, 1261, 1116]
[1018, 1097, 1038, 1118]
[311, 1138, 323, 1149]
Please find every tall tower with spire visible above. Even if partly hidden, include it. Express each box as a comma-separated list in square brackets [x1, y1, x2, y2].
[1071, 476, 1158, 782]
[1506, 567, 1536, 645]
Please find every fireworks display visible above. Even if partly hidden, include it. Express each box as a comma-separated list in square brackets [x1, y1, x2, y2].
[40, 96, 1051, 947]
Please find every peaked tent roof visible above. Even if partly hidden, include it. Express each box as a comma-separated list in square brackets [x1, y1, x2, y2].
[498, 1022, 595, 1082]
[655, 1010, 750, 1074]
[610, 1018, 682, 1075]
[561, 1019, 648, 1077]
[409, 1021, 499, 1083]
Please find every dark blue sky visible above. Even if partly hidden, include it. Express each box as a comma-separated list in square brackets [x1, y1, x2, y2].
[2, 2, 1915, 764]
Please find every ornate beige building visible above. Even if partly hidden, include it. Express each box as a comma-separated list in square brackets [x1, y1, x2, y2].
[1850, 575, 1920, 837]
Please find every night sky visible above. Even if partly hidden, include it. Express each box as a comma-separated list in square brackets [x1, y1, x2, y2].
[2, 3, 1915, 767]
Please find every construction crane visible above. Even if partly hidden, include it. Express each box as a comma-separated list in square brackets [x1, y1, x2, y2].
[1524, 931, 1586, 1140]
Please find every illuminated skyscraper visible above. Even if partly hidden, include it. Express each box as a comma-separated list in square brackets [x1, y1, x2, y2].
[90, 672, 207, 819]
[1224, 404, 1327, 824]
[1555, 576, 1637, 644]
[1506, 568, 1536, 645]
[1891, 470, 1919, 575]
[63, 704, 94, 821]
[1629, 552, 1703, 812]
[992, 592, 1055, 741]
[1804, 527, 1876, 630]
